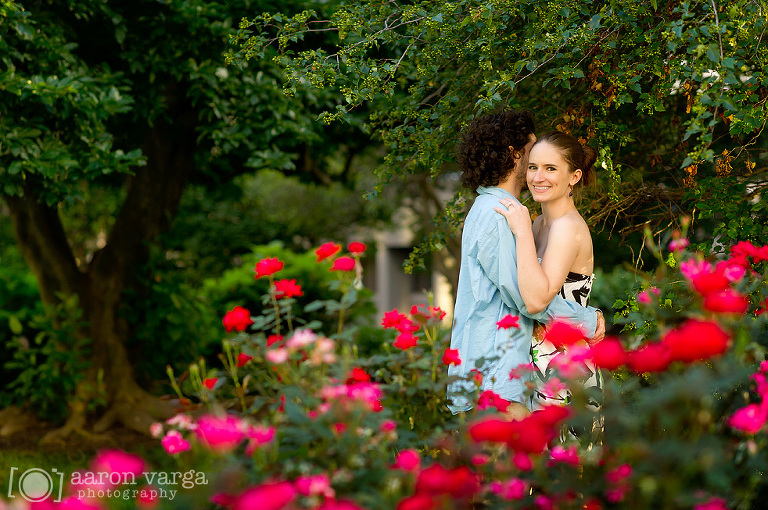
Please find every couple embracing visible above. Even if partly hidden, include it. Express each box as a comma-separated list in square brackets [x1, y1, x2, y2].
[447, 109, 606, 420]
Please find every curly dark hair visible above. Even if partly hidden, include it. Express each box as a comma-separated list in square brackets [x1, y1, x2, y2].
[535, 131, 598, 190]
[457, 110, 535, 191]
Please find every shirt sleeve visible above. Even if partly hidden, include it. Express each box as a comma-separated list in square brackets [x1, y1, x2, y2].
[477, 215, 598, 337]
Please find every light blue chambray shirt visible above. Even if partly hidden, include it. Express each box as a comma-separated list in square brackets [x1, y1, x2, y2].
[447, 186, 599, 414]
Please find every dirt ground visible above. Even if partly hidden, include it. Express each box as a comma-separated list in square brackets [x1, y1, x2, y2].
[0, 422, 158, 456]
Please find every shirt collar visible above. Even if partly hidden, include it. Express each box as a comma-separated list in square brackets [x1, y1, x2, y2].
[477, 186, 517, 200]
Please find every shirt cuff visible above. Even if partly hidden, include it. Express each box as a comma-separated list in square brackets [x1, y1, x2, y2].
[583, 306, 600, 338]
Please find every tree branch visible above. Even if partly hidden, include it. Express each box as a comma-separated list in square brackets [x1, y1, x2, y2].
[5, 186, 83, 305]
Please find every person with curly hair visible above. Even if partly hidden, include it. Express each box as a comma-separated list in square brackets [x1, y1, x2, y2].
[447, 112, 605, 420]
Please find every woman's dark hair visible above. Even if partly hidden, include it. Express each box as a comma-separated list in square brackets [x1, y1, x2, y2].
[534, 131, 598, 190]
[457, 110, 535, 191]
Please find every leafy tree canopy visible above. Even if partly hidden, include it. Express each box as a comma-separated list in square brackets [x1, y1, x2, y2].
[0, 0, 389, 436]
[234, 0, 768, 266]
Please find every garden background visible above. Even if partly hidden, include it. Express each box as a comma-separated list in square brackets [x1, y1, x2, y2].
[1, 0, 767, 509]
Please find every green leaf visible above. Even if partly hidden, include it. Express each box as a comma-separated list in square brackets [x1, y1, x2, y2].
[115, 26, 127, 45]
[9, 316, 23, 335]
[304, 300, 326, 312]
[8, 161, 22, 175]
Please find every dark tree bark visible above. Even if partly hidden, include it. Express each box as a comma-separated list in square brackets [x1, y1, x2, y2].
[4, 90, 199, 443]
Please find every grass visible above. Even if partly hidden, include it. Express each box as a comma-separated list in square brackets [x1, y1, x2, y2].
[0, 425, 190, 508]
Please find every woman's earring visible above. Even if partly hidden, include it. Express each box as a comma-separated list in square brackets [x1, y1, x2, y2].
[568, 186, 573, 197]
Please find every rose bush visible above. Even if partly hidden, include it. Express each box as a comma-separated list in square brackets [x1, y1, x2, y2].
[6, 234, 768, 509]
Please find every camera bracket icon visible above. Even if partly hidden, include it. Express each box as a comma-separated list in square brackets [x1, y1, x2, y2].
[7, 467, 64, 503]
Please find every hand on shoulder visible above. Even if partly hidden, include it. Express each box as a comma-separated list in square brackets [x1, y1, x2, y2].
[494, 198, 532, 236]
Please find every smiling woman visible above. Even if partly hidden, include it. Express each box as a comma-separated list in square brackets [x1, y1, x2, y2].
[527, 142, 581, 203]
[495, 132, 598, 311]
[495, 131, 602, 414]
[528, 131, 598, 203]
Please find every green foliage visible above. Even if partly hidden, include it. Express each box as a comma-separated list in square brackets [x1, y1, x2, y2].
[0, 1, 143, 202]
[234, 0, 768, 265]
[588, 265, 646, 332]
[123, 241, 379, 393]
[1, 293, 91, 422]
[121, 266, 222, 392]
[0, 0, 393, 428]
[688, 175, 768, 253]
[2, 0, 378, 250]
[0, 233, 44, 391]
[203, 242, 378, 334]
[0, 248, 44, 372]
[158, 169, 393, 280]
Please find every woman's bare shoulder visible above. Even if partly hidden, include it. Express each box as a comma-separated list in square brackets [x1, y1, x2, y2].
[549, 212, 589, 236]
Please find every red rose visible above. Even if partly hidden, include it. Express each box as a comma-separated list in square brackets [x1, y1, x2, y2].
[589, 337, 627, 370]
[429, 306, 447, 321]
[529, 404, 571, 430]
[415, 465, 480, 499]
[348, 242, 367, 254]
[410, 304, 447, 324]
[755, 245, 768, 263]
[254, 257, 284, 279]
[445, 466, 481, 498]
[331, 256, 356, 271]
[469, 406, 568, 454]
[222, 306, 254, 332]
[627, 342, 672, 373]
[513, 451, 533, 471]
[703, 289, 750, 313]
[544, 320, 586, 348]
[469, 418, 514, 444]
[315, 242, 341, 262]
[382, 309, 408, 329]
[469, 417, 551, 454]
[731, 240, 759, 260]
[236, 353, 253, 367]
[346, 367, 371, 384]
[273, 279, 303, 299]
[476, 390, 510, 412]
[396, 494, 438, 510]
[203, 378, 218, 390]
[382, 309, 418, 333]
[496, 314, 520, 329]
[393, 332, 418, 350]
[663, 319, 730, 362]
[689, 266, 730, 296]
[441, 348, 461, 366]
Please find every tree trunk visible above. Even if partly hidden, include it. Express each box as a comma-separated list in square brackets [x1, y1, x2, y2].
[4, 100, 198, 443]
